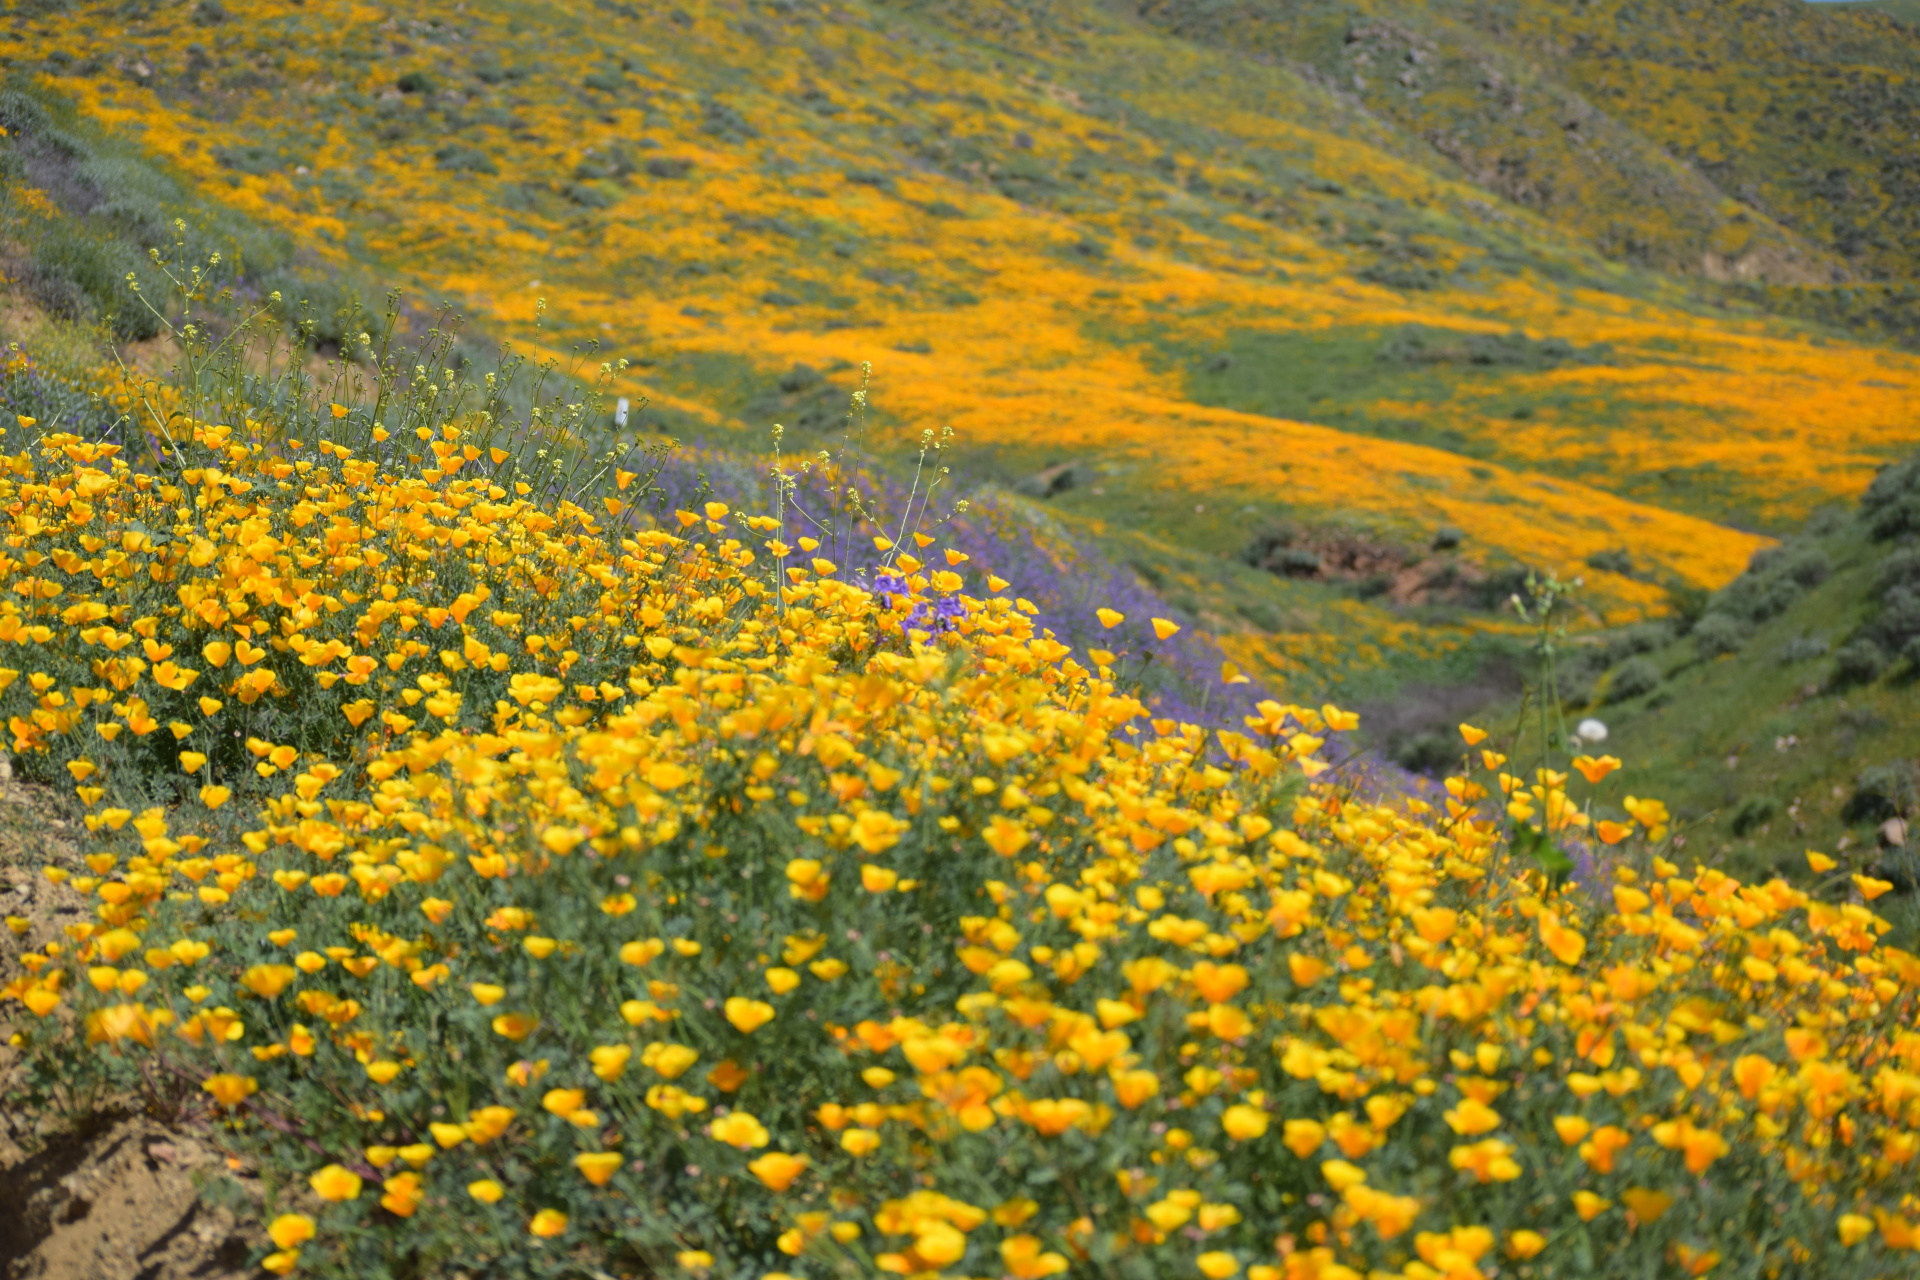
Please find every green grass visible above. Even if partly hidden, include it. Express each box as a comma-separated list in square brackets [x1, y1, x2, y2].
[1124, 321, 1548, 462]
[1104, 317, 1814, 536]
[1454, 501, 1920, 933]
[0, 80, 586, 424]
[0, 80, 298, 339]
[1135, 0, 1920, 297]
[1594, 519, 1902, 875]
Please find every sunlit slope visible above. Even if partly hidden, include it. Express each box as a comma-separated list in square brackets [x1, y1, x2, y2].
[1126, 0, 1831, 282]
[1507, 0, 1920, 282]
[1129, 0, 1920, 286]
[1855, 0, 1920, 25]
[10, 0, 1918, 612]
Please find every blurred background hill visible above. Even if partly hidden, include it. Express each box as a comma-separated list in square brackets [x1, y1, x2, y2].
[2, 0, 1919, 884]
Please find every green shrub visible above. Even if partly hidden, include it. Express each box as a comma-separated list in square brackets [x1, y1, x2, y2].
[0, 87, 54, 135]
[1845, 763, 1920, 824]
[214, 143, 295, 176]
[435, 144, 498, 175]
[1601, 623, 1671, 663]
[28, 228, 158, 339]
[1781, 547, 1831, 588]
[1391, 731, 1459, 775]
[256, 267, 368, 355]
[1775, 636, 1829, 665]
[1663, 582, 1710, 633]
[1862, 455, 1920, 542]
[1606, 655, 1661, 703]
[1858, 454, 1920, 541]
[1832, 637, 1890, 687]
[565, 181, 616, 208]
[1729, 796, 1776, 837]
[1584, 548, 1633, 576]
[1692, 612, 1748, 658]
[1234, 598, 1287, 632]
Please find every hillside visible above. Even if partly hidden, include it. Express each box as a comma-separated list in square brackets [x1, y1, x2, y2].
[5, 8, 1920, 1277]
[1829, 0, 1920, 31]
[1533, 454, 1919, 904]
[2, 0, 1918, 707]
[0, 307, 1915, 1280]
[1131, 0, 1920, 287]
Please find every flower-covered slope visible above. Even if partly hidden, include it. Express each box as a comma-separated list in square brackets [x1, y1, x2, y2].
[7, 0, 1918, 621]
[1, 353, 1918, 1280]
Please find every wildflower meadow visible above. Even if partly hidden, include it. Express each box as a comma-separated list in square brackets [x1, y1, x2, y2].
[0, 245, 1917, 1280]
[17, 0, 1920, 640]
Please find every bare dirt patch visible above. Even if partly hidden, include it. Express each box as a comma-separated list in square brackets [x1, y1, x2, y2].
[1240, 525, 1525, 610]
[0, 1116, 247, 1280]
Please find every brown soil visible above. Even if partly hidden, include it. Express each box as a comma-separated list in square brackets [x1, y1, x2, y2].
[1242, 526, 1504, 608]
[0, 768, 252, 1280]
[0, 1117, 248, 1280]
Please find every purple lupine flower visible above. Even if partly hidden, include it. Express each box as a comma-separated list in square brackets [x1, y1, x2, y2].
[905, 593, 967, 636]
[639, 440, 1430, 800]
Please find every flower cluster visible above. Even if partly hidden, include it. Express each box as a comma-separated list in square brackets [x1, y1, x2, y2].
[1, 362, 1917, 1280]
[649, 449, 1262, 729]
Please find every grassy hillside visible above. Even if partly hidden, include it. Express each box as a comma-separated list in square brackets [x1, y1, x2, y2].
[2, 0, 1918, 707]
[1823, 0, 1920, 30]
[1133, 0, 1920, 287]
[1462, 460, 1920, 903]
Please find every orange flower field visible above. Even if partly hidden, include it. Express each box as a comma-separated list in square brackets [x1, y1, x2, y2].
[0, 275, 1915, 1279]
[4, 3, 1920, 1276]
[7, 0, 1918, 631]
